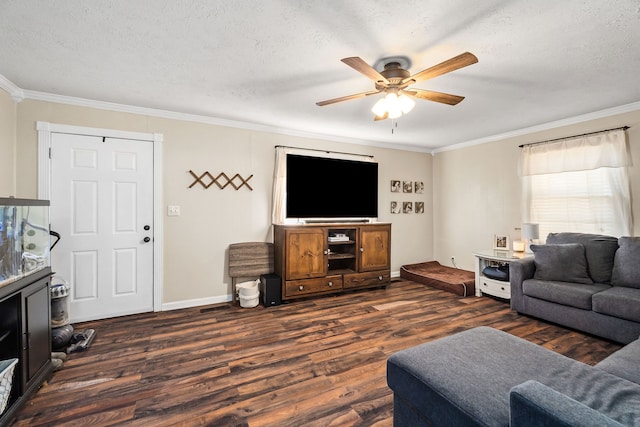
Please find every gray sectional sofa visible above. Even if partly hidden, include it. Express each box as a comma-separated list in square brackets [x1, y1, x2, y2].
[387, 326, 640, 426]
[386, 232, 640, 425]
[510, 232, 640, 344]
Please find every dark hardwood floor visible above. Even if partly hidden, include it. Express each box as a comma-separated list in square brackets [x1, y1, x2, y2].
[13, 280, 621, 427]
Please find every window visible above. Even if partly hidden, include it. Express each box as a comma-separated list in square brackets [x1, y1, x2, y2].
[521, 129, 631, 238]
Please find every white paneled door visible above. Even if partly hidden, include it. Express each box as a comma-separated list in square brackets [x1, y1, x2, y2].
[50, 133, 154, 322]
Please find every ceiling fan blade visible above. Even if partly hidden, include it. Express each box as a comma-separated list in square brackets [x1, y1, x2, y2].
[403, 52, 478, 84]
[341, 57, 390, 85]
[403, 89, 465, 105]
[316, 90, 380, 106]
[373, 112, 389, 121]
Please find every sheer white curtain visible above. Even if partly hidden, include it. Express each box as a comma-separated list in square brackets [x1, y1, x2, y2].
[271, 146, 375, 224]
[521, 129, 632, 238]
[271, 146, 290, 225]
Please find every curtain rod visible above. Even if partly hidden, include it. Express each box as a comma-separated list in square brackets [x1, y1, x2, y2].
[519, 126, 629, 148]
[274, 145, 374, 159]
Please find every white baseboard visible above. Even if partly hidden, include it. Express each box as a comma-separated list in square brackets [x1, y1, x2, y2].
[161, 294, 231, 311]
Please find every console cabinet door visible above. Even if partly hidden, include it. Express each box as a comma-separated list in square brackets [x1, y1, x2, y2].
[22, 277, 51, 385]
[359, 225, 391, 272]
[285, 228, 327, 280]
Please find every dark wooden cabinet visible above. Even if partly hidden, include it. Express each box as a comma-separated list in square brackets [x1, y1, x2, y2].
[0, 268, 53, 426]
[274, 224, 390, 300]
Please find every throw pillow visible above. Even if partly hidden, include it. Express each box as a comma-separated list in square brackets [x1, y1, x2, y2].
[531, 243, 593, 284]
[611, 237, 640, 289]
[546, 232, 618, 284]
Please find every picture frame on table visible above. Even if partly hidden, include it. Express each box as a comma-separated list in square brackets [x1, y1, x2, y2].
[493, 234, 509, 251]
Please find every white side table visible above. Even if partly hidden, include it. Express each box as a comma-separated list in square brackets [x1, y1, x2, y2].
[473, 249, 529, 299]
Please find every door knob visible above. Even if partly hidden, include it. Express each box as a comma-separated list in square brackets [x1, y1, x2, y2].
[143, 237, 151, 243]
[144, 225, 151, 231]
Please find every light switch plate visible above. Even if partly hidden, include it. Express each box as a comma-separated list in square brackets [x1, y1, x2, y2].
[167, 205, 180, 216]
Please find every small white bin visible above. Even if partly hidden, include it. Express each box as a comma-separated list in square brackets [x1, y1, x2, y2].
[239, 291, 260, 308]
[236, 279, 259, 297]
[236, 279, 260, 308]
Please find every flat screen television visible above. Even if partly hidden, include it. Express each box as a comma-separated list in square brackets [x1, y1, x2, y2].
[286, 154, 378, 220]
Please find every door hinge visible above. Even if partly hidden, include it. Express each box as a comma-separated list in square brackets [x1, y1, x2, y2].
[48, 147, 52, 159]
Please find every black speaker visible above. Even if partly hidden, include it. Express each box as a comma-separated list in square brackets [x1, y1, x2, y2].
[259, 274, 282, 307]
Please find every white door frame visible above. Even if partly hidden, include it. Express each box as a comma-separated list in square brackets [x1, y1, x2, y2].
[36, 121, 164, 313]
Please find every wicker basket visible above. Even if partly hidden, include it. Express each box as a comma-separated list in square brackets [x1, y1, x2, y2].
[0, 358, 18, 414]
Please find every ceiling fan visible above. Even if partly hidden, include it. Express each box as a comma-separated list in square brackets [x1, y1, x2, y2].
[316, 52, 478, 120]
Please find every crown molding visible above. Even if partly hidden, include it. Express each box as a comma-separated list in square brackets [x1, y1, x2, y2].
[21, 90, 433, 154]
[0, 74, 25, 102]
[15, 80, 638, 156]
[432, 101, 640, 155]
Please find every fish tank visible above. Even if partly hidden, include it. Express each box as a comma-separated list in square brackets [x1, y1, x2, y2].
[0, 198, 50, 288]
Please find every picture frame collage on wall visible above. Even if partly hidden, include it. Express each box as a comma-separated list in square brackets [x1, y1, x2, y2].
[390, 180, 424, 214]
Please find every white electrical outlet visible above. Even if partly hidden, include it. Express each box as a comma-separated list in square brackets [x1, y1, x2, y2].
[167, 205, 181, 216]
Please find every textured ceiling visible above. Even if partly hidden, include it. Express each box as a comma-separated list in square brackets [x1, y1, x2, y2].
[2, 1, 640, 151]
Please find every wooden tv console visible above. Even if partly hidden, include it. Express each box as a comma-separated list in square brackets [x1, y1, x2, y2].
[273, 223, 391, 300]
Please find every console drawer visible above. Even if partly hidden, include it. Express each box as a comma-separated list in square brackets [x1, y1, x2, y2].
[479, 277, 510, 299]
[285, 275, 343, 297]
[344, 270, 390, 289]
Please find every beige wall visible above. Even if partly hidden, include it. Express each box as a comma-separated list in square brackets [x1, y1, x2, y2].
[0, 88, 16, 195]
[15, 100, 433, 306]
[433, 109, 640, 271]
[13, 96, 638, 307]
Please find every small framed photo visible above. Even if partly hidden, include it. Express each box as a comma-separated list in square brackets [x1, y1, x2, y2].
[403, 202, 413, 214]
[403, 181, 413, 193]
[414, 181, 424, 194]
[415, 202, 424, 214]
[390, 180, 401, 192]
[493, 234, 510, 251]
[390, 201, 401, 214]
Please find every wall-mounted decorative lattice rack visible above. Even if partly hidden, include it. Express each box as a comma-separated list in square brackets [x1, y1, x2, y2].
[188, 170, 253, 191]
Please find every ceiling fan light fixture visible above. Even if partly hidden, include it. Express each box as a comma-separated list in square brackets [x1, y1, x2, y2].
[371, 97, 387, 117]
[371, 91, 415, 119]
[384, 92, 403, 119]
[398, 94, 415, 114]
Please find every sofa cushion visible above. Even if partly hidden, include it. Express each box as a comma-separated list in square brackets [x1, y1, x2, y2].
[596, 337, 640, 384]
[522, 279, 610, 310]
[547, 232, 619, 284]
[531, 243, 593, 284]
[592, 286, 640, 323]
[611, 237, 640, 289]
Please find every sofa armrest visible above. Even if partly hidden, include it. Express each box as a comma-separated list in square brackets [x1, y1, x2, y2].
[509, 257, 535, 312]
[510, 380, 624, 427]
